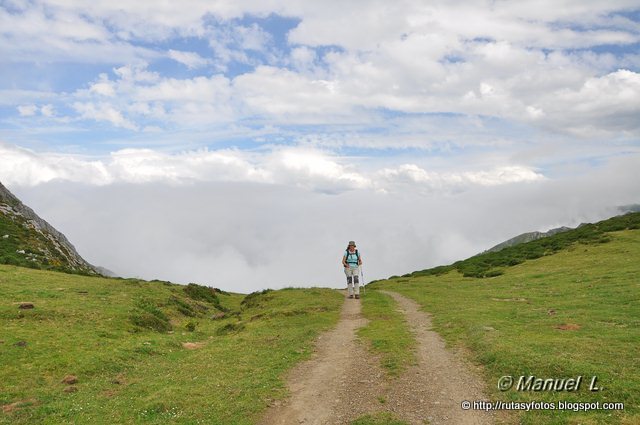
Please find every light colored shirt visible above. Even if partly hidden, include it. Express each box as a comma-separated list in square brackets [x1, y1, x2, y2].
[343, 249, 361, 266]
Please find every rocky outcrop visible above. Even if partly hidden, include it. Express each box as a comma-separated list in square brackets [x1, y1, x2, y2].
[0, 181, 100, 275]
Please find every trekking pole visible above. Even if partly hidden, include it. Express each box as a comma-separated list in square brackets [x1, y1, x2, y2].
[361, 266, 366, 295]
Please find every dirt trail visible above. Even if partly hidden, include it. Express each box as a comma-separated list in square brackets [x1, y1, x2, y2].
[259, 291, 495, 425]
[380, 290, 493, 425]
[259, 293, 386, 425]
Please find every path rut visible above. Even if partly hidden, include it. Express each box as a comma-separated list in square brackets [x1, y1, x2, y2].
[380, 290, 493, 425]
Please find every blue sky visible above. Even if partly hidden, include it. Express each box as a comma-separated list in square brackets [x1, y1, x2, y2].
[1, 1, 639, 290]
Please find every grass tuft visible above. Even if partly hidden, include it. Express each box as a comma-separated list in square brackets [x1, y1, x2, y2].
[358, 290, 415, 377]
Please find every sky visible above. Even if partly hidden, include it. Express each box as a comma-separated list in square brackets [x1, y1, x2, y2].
[1, 1, 639, 292]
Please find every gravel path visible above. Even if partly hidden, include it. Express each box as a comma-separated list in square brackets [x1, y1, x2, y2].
[259, 290, 497, 425]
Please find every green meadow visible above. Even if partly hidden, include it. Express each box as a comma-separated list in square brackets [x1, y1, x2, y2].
[369, 228, 640, 424]
[2, 212, 639, 424]
[0, 268, 343, 424]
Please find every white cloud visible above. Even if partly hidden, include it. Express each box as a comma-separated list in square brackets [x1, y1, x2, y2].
[67, 64, 237, 127]
[376, 164, 545, 193]
[206, 21, 276, 70]
[235, 66, 340, 113]
[286, 1, 640, 50]
[289, 46, 317, 71]
[168, 49, 210, 69]
[536, 69, 640, 136]
[16, 104, 56, 117]
[89, 74, 116, 97]
[0, 143, 111, 186]
[0, 142, 549, 195]
[264, 148, 370, 192]
[0, 3, 157, 63]
[3, 1, 639, 139]
[40, 104, 55, 117]
[73, 102, 138, 130]
[17, 105, 38, 116]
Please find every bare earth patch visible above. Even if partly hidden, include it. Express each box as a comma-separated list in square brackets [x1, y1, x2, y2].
[2, 398, 38, 414]
[182, 342, 206, 350]
[491, 298, 528, 302]
[555, 323, 581, 331]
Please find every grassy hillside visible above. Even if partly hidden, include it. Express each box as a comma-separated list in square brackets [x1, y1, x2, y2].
[0, 268, 343, 424]
[400, 212, 640, 278]
[369, 226, 640, 424]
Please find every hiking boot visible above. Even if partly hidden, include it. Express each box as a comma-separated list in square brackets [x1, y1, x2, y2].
[348, 295, 354, 299]
[355, 294, 360, 299]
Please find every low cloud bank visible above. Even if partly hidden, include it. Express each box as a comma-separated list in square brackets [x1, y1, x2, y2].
[11, 154, 639, 293]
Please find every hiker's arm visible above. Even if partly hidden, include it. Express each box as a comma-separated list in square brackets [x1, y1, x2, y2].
[342, 255, 348, 268]
[358, 255, 362, 266]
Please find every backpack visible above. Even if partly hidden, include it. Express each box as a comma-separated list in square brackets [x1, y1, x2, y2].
[344, 248, 360, 265]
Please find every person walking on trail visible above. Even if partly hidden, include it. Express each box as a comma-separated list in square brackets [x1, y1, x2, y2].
[342, 241, 363, 299]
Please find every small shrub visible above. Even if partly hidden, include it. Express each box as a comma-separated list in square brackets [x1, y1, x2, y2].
[484, 269, 504, 277]
[185, 321, 197, 332]
[213, 287, 230, 295]
[184, 283, 221, 306]
[216, 322, 245, 335]
[240, 289, 273, 308]
[177, 305, 196, 316]
[130, 312, 171, 332]
[130, 298, 172, 332]
[169, 296, 197, 317]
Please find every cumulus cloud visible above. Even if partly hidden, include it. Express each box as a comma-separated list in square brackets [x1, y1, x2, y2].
[535, 69, 640, 136]
[68, 64, 237, 126]
[3, 1, 639, 138]
[168, 49, 210, 69]
[73, 102, 138, 130]
[0, 3, 157, 63]
[0, 142, 548, 194]
[376, 164, 545, 192]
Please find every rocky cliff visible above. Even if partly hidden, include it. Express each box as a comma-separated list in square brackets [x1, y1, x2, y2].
[0, 181, 100, 274]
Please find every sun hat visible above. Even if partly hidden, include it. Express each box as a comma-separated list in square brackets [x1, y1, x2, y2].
[348, 240, 356, 246]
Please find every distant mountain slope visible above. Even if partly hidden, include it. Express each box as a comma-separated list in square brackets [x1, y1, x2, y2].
[404, 211, 640, 279]
[485, 204, 640, 255]
[0, 181, 99, 275]
[485, 226, 572, 253]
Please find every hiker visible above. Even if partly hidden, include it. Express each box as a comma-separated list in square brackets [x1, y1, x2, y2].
[342, 240, 362, 299]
